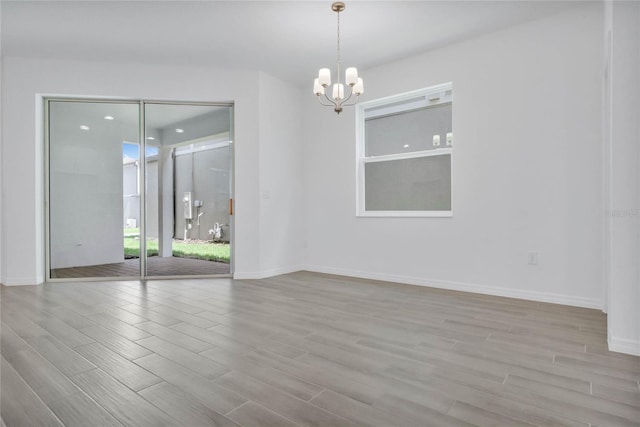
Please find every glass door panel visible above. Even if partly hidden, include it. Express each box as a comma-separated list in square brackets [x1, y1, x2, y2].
[143, 103, 232, 276]
[48, 100, 141, 279]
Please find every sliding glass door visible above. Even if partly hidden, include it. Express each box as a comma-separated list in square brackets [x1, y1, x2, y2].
[48, 100, 141, 278]
[143, 103, 232, 277]
[46, 99, 233, 280]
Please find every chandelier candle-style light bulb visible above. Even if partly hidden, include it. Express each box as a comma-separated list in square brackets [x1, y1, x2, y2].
[313, 2, 364, 114]
[345, 67, 358, 86]
[319, 68, 332, 87]
[353, 78, 364, 95]
[333, 83, 345, 100]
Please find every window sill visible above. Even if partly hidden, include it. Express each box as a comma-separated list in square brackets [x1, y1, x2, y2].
[356, 210, 453, 218]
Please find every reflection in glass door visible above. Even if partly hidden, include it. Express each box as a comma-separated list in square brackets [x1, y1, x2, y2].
[48, 100, 141, 279]
[47, 99, 233, 280]
[143, 104, 233, 276]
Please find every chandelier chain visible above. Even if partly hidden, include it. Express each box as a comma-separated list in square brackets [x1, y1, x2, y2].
[336, 9, 341, 84]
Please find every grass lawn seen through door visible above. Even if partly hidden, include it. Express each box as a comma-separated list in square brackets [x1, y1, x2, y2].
[123, 228, 230, 263]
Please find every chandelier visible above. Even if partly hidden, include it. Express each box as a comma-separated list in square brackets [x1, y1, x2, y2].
[313, 1, 364, 114]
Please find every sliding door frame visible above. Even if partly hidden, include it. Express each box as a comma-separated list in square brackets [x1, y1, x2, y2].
[44, 97, 234, 282]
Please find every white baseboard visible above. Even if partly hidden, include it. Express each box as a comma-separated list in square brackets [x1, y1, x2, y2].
[303, 265, 604, 310]
[0, 276, 43, 286]
[608, 336, 640, 356]
[233, 265, 305, 280]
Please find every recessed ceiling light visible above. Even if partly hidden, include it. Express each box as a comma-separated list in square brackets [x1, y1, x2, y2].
[175, 128, 184, 133]
[403, 144, 410, 148]
[80, 125, 90, 130]
[104, 115, 114, 120]
[146, 136, 155, 140]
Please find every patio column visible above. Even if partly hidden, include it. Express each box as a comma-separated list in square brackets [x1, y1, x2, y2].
[157, 146, 174, 258]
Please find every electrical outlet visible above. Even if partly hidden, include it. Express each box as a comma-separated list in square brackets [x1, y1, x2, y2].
[446, 132, 453, 146]
[433, 135, 441, 147]
[528, 251, 539, 265]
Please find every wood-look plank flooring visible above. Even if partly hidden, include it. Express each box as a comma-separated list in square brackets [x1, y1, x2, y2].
[1, 271, 639, 426]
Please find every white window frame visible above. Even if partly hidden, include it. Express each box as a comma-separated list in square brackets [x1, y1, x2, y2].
[356, 83, 453, 217]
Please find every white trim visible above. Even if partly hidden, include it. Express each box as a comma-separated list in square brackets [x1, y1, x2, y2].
[361, 83, 453, 119]
[356, 83, 454, 218]
[233, 265, 305, 280]
[358, 210, 452, 218]
[355, 103, 366, 216]
[1, 276, 43, 286]
[302, 265, 604, 310]
[364, 148, 452, 163]
[608, 336, 640, 356]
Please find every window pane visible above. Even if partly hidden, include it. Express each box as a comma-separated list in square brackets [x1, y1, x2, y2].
[364, 154, 451, 211]
[49, 101, 141, 278]
[365, 103, 452, 157]
[144, 103, 232, 276]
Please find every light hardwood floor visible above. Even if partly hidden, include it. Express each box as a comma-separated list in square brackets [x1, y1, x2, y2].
[1, 271, 639, 426]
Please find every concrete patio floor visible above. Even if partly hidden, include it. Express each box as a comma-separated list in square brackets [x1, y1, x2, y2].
[51, 256, 230, 278]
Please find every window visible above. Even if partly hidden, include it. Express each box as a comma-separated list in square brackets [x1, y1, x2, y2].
[356, 83, 453, 217]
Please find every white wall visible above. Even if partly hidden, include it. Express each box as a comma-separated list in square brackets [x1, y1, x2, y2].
[0, 58, 307, 283]
[604, 0, 640, 355]
[0, 57, 266, 284]
[237, 71, 306, 278]
[304, 4, 605, 309]
[0, 56, 3, 284]
[0, 3, 635, 357]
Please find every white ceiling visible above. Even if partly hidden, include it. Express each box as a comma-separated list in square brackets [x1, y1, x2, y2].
[1, 1, 589, 87]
